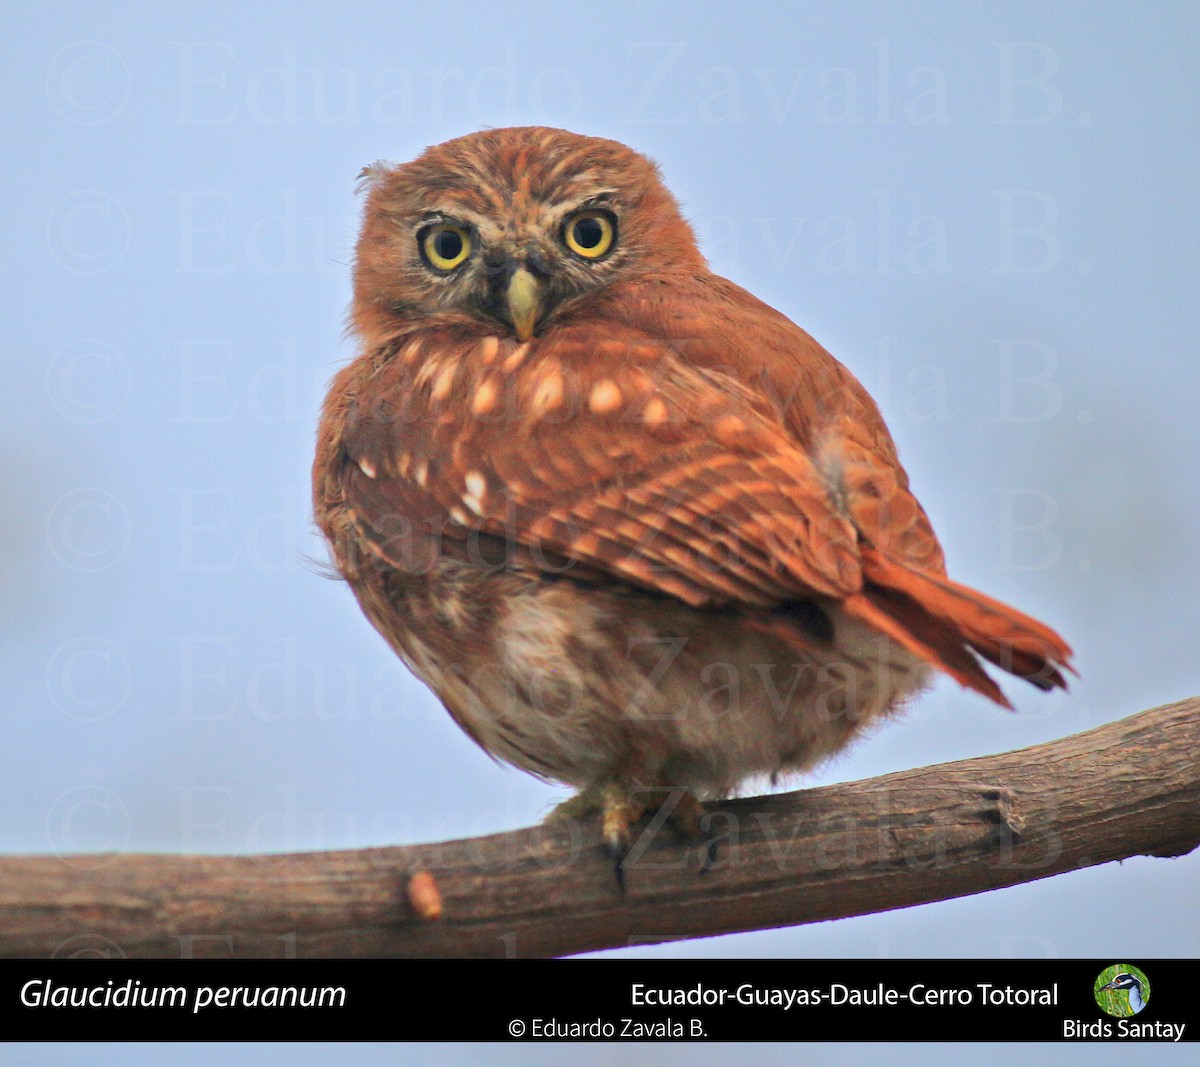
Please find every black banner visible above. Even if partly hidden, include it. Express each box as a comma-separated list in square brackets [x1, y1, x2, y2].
[4, 959, 1194, 1042]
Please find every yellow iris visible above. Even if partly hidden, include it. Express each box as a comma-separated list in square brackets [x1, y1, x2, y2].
[421, 224, 471, 271]
[563, 211, 616, 259]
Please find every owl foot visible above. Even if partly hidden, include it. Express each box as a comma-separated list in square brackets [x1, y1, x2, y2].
[545, 788, 607, 825]
[546, 781, 645, 892]
[603, 791, 647, 894]
[661, 792, 722, 874]
[548, 783, 714, 891]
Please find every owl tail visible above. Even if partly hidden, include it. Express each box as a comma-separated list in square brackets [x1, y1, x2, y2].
[842, 545, 1075, 709]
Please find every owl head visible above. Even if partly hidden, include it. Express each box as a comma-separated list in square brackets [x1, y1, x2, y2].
[352, 126, 705, 345]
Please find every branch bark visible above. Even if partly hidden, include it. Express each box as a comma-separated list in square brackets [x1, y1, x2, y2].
[3, 698, 1197, 959]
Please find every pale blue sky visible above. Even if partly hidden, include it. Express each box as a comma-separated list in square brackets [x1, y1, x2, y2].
[2, 0, 1198, 1059]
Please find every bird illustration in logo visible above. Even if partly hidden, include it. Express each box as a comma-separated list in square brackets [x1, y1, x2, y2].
[1096, 969, 1149, 1016]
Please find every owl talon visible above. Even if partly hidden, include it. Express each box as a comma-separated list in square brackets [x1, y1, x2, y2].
[600, 782, 644, 893]
[550, 785, 718, 887]
[545, 782, 645, 891]
[610, 839, 628, 894]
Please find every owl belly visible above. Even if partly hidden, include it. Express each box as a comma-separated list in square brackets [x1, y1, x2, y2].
[372, 561, 930, 798]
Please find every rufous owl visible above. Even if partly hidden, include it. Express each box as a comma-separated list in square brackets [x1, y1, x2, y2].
[314, 126, 1073, 865]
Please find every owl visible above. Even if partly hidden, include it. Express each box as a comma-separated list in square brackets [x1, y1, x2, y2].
[314, 126, 1073, 866]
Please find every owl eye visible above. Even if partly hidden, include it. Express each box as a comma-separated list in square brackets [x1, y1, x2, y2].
[419, 223, 472, 271]
[563, 210, 616, 260]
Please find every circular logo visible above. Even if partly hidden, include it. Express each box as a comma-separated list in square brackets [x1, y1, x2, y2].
[1094, 964, 1150, 1017]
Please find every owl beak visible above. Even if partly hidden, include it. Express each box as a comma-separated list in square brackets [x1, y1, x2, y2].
[506, 267, 543, 342]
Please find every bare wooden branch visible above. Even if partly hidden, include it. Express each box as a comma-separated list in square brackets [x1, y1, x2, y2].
[2, 698, 1197, 959]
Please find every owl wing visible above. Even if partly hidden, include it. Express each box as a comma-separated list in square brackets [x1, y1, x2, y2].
[334, 312, 1072, 702]
[575, 275, 1073, 699]
[336, 324, 864, 609]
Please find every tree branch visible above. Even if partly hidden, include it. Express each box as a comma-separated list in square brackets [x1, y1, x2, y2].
[3, 698, 1197, 959]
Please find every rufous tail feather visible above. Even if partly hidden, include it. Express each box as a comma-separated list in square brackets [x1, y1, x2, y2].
[842, 545, 1074, 708]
